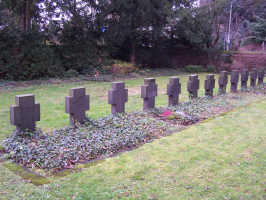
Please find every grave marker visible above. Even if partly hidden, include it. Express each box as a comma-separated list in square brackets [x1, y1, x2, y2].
[218, 71, 228, 94]
[65, 87, 90, 126]
[230, 70, 239, 93]
[141, 78, 158, 110]
[108, 82, 128, 114]
[240, 70, 249, 90]
[10, 94, 40, 133]
[258, 69, 264, 85]
[250, 69, 257, 88]
[204, 74, 215, 97]
[167, 77, 181, 106]
[187, 75, 199, 99]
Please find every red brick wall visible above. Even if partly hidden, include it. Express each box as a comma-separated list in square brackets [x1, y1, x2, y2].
[230, 53, 266, 70]
[170, 51, 266, 71]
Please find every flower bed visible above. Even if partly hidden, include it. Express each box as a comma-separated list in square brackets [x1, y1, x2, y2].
[3, 113, 168, 173]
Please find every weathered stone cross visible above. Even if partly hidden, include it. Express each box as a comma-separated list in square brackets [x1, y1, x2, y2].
[218, 71, 228, 94]
[230, 70, 239, 93]
[167, 77, 181, 106]
[10, 94, 40, 133]
[204, 74, 215, 97]
[250, 69, 257, 88]
[65, 87, 90, 126]
[187, 75, 199, 99]
[141, 78, 158, 110]
[258, 69, 264, 85]
[108, 82, 128, 114]
[240, 70, 249, 90]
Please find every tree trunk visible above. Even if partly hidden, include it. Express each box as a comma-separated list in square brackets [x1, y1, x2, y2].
[19, 0, 26, 31]
[19, 0, 31, 32]
[226, 1, 233, 51]
[130, 41, 136, 65]
[25, 0, 31, 31]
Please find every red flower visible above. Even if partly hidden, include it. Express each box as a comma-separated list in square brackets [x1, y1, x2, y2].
[160, 110, 172, 118]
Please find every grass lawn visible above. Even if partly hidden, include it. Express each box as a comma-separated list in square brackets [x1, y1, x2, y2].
[0, 95, 265, 199]
[0, 72, 265, 199]
[0, 72, 247, 140]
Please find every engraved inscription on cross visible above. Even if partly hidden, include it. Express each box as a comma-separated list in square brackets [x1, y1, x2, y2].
[258, 69, 264, 85]
[141, 78, 158, 110]
[250, 69, 257, 88]
[230, 70, 239, 93]
[108, 82, 128, 114]
[204, 74, 215, 97]
[167, 77, 181, 106]
[187, 75, 199, 99]
[10, 94, 40, 133]
[241, 70, 249, 90]
[65, 87, 90, 126]
[218, 71, 228, 94]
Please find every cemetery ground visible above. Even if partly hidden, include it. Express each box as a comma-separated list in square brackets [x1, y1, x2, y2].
[0, 72, 265, 199]
[0, 72, 224, 139]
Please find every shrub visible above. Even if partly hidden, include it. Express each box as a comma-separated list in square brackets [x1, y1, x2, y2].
[0, 26, 110, 81]
[64, 69, 79, 78]
[184, 65, 217, 73]
[222, 52, 233, 64]
[0, 29, 65, 80]
[205, 65, 217, 73]
[111, 60, 138, 74]
[184, 65, 205, 73]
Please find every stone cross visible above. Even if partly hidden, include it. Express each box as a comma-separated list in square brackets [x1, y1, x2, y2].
[230, 70, 239, 93]
[65, 87, 90, 126]
[108, 82, 128, 114]
[250, 69, 257, 88]
[187, 75, 199, 99]
[258, 69, 264, 85]
[204, 74, 215, 97]
[240, 70, 249, 90]
[218, 71, 228, 94]
[167, 77, 181, 106]
[10, 94, 40, 133]
[141, 78, 158, 110]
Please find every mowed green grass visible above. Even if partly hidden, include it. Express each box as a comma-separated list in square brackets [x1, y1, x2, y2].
[0, 97, 265, 200]
[0, 73, 230, 139]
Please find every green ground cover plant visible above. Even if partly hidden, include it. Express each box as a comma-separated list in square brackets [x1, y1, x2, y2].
[0, 73, 264, 199]
[2, 113, 168, 173]
[0, 72, 251, 140]
[2, 85, 265, 173]
[0, 73, 214, 139]
[0, 94, 265, 199]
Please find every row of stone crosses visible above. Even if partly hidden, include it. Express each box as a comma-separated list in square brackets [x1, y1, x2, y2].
[10, 69, 264, 133]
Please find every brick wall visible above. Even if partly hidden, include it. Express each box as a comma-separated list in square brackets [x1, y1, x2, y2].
[231, 53, 266, 70]
[170, 51, 266, 71]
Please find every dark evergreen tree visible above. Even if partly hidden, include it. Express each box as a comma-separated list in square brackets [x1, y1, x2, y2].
[100, 0, 170, 63]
